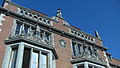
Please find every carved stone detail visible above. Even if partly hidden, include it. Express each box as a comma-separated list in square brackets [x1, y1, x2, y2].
[72, 41, 104, 62]
[8, 24, 52, 45]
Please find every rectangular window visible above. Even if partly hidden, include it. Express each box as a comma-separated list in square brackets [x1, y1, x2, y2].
[9, 49, 18, 68]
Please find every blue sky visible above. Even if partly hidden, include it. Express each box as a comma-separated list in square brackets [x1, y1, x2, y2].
[0, 0, 120, 59]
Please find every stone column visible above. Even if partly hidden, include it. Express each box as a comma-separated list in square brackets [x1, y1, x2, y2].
[2, 45, 12, 68]
[15, 42, 24, 68]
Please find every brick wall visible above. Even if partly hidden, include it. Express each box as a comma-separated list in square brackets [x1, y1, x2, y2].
[0, 1, 18, 67]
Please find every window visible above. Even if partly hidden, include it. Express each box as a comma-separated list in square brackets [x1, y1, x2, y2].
[8, 46, 49, 68]
[30, 52, 48, 68]
[9, 49, 18, 68]
[72, 42, 77, 56]
[24, 25, 29, 34]
[40, 53, 48, 68]
[14, 21, 52, 44]
[15, 23, 29, 35]
[15, 22, 32, 36]
[45, 32, 51, 42]
[72, 42, 82, 57]
[78, 44, 81, 56]
[15, 23, 22, 35]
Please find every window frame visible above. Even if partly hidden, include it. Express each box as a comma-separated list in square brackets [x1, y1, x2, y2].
[73, 62, 105, 68]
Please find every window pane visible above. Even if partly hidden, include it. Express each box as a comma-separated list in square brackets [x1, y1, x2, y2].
[22, 48, 30, 68]
[9, 49, 18, 68]
[78, 44, 81, 56]
[15, 24, 21, 35]
[24, 25, 29, 34]
[31, 52, 39, 68]
[88, 65, 92, 68]
[72, 42, 76, 56]
[45, 33, 50, 41]
[40, 53, 48, 68]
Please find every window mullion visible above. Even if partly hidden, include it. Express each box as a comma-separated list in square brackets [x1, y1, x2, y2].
[84, 62, 88, 68]
[21, 24, 25, 35]
[15, 42, 24, 68]
[75, 43, 78, 56]
[28, 26, 31, 35]
[12, 20, 17, 35]
[39, 51, 41, 68]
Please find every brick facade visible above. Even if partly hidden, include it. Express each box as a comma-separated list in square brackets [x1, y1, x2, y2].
[0, 0, 120, 68]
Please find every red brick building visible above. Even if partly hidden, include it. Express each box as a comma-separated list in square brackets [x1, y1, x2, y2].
[0, 0, 120, 68]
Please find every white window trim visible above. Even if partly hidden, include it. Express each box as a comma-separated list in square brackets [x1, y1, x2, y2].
[73, 61, 105, 68]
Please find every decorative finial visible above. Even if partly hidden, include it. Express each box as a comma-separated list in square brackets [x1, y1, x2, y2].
[56, 8, 62, 18]
[95, 30, 101, 39]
